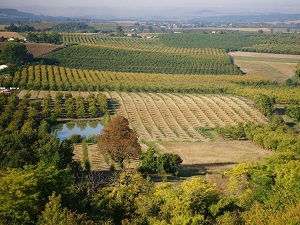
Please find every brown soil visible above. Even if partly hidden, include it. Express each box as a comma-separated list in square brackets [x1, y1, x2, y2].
[24, 43, 62, 57]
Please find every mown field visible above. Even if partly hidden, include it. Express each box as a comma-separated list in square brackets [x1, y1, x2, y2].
[230, 51, 300, 82]
[106, 91, 267, 141]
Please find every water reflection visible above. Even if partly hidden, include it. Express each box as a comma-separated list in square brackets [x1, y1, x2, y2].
[51, 121, 103, 143]
[66, 122, 75, 130]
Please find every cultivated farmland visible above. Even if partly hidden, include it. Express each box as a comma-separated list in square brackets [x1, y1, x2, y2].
[18, 90, 267, 142]
[230, 51, 300, 82]
[44, 45, 241, 75]
[24, 43, 62, 57]
[0, 31, 25, 39]
[106, 92, 267, 141]
[0, 42, 61, 57]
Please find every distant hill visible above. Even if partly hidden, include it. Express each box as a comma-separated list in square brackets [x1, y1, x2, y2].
[0, 8, 68, 23]
[191, 12, 300, 23]
[1, 8, 300, 24]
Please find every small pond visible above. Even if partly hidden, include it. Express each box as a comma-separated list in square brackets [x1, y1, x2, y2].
[51, 121, 104, 143]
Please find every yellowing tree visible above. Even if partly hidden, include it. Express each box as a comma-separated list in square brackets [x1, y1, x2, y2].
[98, 115, 141, 169]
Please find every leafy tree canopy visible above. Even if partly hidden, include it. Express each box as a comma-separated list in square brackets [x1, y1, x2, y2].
[1, 41, 33, 65]
[98, 115, 141, 169]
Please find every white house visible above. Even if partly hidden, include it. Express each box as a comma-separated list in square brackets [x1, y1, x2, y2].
[0, 65, 8, 70]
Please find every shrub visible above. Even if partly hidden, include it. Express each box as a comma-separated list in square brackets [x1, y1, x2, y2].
[139, 148, 158, 174]
[157, 153, 183, 175]
[68, 134, 82, 143]
[139, 149, 183, 175]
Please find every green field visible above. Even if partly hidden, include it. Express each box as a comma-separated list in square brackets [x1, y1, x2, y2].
[159, 33, 259, 51]
[159, 33, 300, 54]
[44, 45, 241, 75]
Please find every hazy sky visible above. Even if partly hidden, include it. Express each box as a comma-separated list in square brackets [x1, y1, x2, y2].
[1, 0, 300, 17]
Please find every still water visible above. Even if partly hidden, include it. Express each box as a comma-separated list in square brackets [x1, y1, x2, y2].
[51, 121, 103, 142]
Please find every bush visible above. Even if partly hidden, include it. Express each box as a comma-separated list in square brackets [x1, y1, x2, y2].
[68, 134, 82, 143]
[139, 148, 158, 174]
[139, 149, 183, 175]
[157, 153, 183, 175]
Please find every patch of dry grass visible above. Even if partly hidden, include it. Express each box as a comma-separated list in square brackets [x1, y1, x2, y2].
[230, 51, 299, 83]
[229, 51, 300, 59]
[156, 140, 273, 188]
[234, 60, 297, 82]
[0, 32, 25, 39]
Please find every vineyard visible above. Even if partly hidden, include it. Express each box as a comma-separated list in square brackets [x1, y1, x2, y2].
[241, 34, 300, 55]
[43, 44, 241, 75]
[159, 33, 259, 51]
[159, 33, 300, 54]
[62, 34, 162, 49]
[61, 33, 300, 56]
[2, 64, 300, 103]
[3, 65, 264, 92]
[241, 44, 300, 55]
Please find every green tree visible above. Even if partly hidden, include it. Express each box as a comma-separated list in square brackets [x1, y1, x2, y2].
[92, 170, 153, 224]
[1, 42, 33, 64]
[65, 97, 75, 118]
[97, 93, 107, 114]
[0, 163, 69, 225]
[38, 120, 50, 138]
[139, 148, 158, 174]
[139, 148, 183, 175]
[98, 115, 141, 169]
[116, 26, 124, 36]
[286, 105, 300, 122]
[38, 192, 67, 225]
[255, 94, 274, 116]
[157, 153, 183, 175]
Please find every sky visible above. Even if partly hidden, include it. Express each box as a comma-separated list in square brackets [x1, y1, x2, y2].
[1, 0, 300, 18]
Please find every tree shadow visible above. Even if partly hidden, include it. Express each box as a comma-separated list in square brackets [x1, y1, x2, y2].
[274, 107, 285, 115]
[107, 98, 119, 115]
[178, 162, 236, 178]
[36, 57, 60, 65]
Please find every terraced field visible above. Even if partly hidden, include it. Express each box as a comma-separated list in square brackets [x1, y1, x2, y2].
[106, 92, 267, 142]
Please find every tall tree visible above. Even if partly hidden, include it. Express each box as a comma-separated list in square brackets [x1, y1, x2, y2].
[1, 42, 33, 64]
[38, 192, 67, 225]
[98, 115, 141, 169]
[116, 26, 124, 36]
